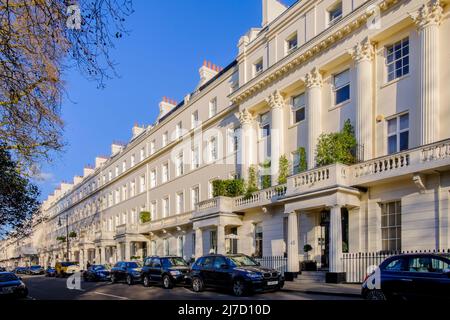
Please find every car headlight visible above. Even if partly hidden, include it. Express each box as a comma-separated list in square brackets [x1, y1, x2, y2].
[246, 272, 263, 279]
[170, 270, 182, 276]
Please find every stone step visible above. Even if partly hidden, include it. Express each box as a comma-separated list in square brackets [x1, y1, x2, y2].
[295, 271, 327, 283]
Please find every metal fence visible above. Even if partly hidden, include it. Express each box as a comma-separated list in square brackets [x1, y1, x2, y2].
[255, 256, 287, 274]
[343, 249, 450, 283]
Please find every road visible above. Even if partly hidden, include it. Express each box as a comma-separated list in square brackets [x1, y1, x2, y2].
[20, 275, 359, 300]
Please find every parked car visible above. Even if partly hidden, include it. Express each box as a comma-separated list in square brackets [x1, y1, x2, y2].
[0, 272, 28, 299]
[110, 261, 142, 285]
[55, 262, 80, 278]
[27, 265, 44, 275]
[362, 254, 450, 300]
[45, 267, 56, 277]
[188, 254, 285, 297]
[13, 267, 28, 275]
[141, 256, 189, 289]
[83, 265, 111, 282]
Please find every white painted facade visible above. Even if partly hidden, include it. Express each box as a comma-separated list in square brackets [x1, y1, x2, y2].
[1, 0, 450, 281]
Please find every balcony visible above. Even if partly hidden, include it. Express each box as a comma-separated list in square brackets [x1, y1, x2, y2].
[140, 212, 192, 234]
[94, 230, 114, 242]
[350, 139, 450, 186]
[115, 224, 139, 237]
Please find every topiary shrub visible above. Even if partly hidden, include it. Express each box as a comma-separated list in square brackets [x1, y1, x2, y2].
[140, 211, 151, 224]
[316, 119, 357, 167]
[212, 179, 245, 197]
[298, 147, 307, 173]
[245, 165, 259, 199]
[278, 155, 289, 185]
[260, 160, 271, 189]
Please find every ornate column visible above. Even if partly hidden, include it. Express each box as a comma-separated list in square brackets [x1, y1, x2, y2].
[305, 67, 323, 169]
[216, 225, 226, 255]
[287, 211, 299, 274]
[195, 228, 203, 258]
[410, 0, 443, 145]
[328, 205, 345, 283]
[349, 37, 375, 161]
[238, 109, 256, 181]
[266, 90, 285, 186]
[124, 241, 131, 261]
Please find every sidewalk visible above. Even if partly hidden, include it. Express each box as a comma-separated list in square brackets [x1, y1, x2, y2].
[283, 281, 362, 298]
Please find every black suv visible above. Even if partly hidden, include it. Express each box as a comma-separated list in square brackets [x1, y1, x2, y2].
[141, 256, 189, 289]
[362, 254, 450, 300]
[188, 254, 285, 297]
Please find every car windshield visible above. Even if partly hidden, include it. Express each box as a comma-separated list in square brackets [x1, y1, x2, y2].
[228, 255, 259, 267]
[0, 273, 18, 282]
[166, 258, 187, 267]
[31, 266, 42, 269]
[128, 262, 141, 268]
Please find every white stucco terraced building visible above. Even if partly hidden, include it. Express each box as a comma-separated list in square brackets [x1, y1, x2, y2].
[1, 0, 450, 283]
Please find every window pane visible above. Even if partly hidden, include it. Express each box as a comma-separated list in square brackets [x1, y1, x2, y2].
[388, 135, 397, 154]
[388, 119, 397, 134]
[293, 94, 305, 108]
[400, 132, 409, 151]
[295, 108, 305, 123]
[336, 85, 350, 104]
[400, 114, 409, 130]
[334, 70, 350, 88]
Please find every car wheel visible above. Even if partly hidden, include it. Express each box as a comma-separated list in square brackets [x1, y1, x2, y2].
[162, 275, 174, 289]
[233, 279, 247, 297]
[111, 274, 116, 283]
[126, 275, 133, 286]
[191, 277, 204, 293]
[143, 275, 151, 287]
[365, 290, 387, 301]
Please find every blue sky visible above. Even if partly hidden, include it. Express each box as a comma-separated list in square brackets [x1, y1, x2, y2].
[34, 0, 297, 200]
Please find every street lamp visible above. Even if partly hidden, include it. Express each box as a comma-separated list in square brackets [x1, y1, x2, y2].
[58, 215, 70, 262]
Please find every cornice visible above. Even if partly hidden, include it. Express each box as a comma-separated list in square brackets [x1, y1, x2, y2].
[230, 0, 400, 105]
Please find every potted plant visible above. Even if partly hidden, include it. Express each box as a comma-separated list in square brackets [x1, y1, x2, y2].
[301, 244, 317, 271]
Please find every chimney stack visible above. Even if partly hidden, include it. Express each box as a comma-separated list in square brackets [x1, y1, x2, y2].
[111, 141, 126, 156]
[132, 123, 145, 138]
[158, 97, 177, 121]
[60, 181, 73, 193]
[95, 156, 108, 169]
[83, 165, 95, 177]
[197, 60, 223, 89]
[262, 0, 287, 27]
[73, 176, 83, 185]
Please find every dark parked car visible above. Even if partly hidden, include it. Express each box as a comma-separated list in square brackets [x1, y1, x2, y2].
[0, 272, 28, 299]
[0, 267, 5, 272]
[141, 256, 189, 289]
[83, 265, 111, 282]
[188, 254, 285, 297]
[13, 267, 28, 275]
[362, 254, 450, 300]
[110, 261, 142, 285]
[45, 267, 56, 277]
[27, 265, 44, 275]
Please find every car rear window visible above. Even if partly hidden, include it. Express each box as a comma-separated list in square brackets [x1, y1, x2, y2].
[163, 258, 187, 268]
[0, 273, 18, 282]
[228, 255, 258, 267]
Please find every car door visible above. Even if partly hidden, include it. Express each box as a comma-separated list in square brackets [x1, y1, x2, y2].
[380, 257, 413, 298]
[150, 258, 162, 283]
[211, 257, 231, 289]
[405, 256, 450, 300]
[117, 262, 126, 280]
[200, 256, 215, 286]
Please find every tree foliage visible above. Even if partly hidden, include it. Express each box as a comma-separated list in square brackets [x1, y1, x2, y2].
[316, 120, 357, 167]
[245, 165, 259, 199]
[0, 146, 40, 239]
[298, 147, 307, 173]
[0, 0, 133, 169]
[260, 160, 271, 189]
[139, 211, 151, 224]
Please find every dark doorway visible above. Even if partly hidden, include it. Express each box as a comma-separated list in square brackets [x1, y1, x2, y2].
[319, 211, 330, 270]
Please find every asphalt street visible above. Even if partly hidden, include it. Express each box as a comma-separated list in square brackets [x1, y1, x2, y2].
[19, 275, 359, 300]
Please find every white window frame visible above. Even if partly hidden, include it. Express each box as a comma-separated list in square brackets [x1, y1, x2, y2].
[131, 154, 136, 167]
[162, 197, 170, 218]
[176, 152, 184, 177]
[209, 98, 218, 118]
[209, 136, 218, 162]
[285, 32, 298, 55]
[292, 93, 306, 125]
[162, 132, 168, 147]
[150, 169, 157, 188]
[150, 201, 157, 221]
[191, 110, 199, 129]
[387, 113, 409, 155]
[150, 140, 156, 155]
[191, 185, 200, 210]
[176, 122, 182, 139]
[162, 163, 169, 183]
[327, 1, 343, 26]
[192, 145, 200, 170]
[253, 58, 263, 77]
[176, 191, 184, 215]
[260, 112, 270, 139]
[333, 69, 351, 106]
[385, 37, 410, 83]
[139, 175, 146, 194]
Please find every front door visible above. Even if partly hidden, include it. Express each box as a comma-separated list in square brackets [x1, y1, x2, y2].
[319, 211, 330, 270]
